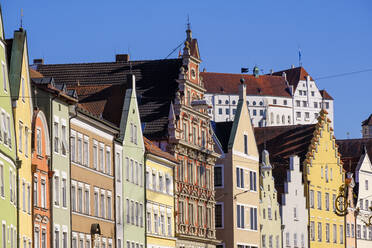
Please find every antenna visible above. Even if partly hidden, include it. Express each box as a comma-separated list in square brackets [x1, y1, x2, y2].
[187, 14, 191, 30]
[298, 47, 302, 67]
[20, 8, 24, 28]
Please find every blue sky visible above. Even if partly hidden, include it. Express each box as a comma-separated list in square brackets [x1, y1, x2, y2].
[2, 0, 372, 139]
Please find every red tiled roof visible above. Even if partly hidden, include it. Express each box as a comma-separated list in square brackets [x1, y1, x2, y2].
[336, 138, 372, 172]
[271, 66, 313, 91]
[319, 90, 334, 100]
[362, 114, 372, 126]
[201, 72, 291, 97]
[144, 137, 177, 164]
[190, 39, 200, 59]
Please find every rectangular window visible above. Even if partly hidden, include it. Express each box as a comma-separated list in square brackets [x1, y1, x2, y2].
[93, 142, 98, 169]
[183, 123, 187, 140]
[85, 189, 90, 214]
[71, 185, 76, 211]
[317, 191, 321, 209]
[244, 134, 248, 154]
[22, 182, 26, 211]
[54, 122, 59, 153]
[117, 196, 121, 224]
[21, 77, 25, 102]
[125, 157, 129, 181]
[366, 180, 369, 190]
[340, 225, 343, 244]
[107, 196, 112, 219]
[62, 232, 67, 248]
[333, 224, 337, 243]
[78, 187, 83, 213]
[41, 230, 46, 248]
[214, 166, 223, 187]
[99, 145, 104, 172]
[116, 152, 121, 182]
[83, 138, 88, 166]
[236, 168, 244, 188]
[0, 164, 3, 197]
[70, 134, 76, 162]
[192, 127, 196, 145]
[62, 178, 67, 207]
[167, 216, 172, 236]
[160, 214, 165, 234]
[250, 207, 258, 230]
[55, 176, 59, 205]
[188, 162, 193, 184]
[325, 193, 329, 211]
[34, 228, 39, 248]
[201, 130, 206, 148]
[94, 191, 99, 217]
[19, 122, 23, 153]
[126, 199, 130, 223]
[154, 213, 159, 233]
[55, 229, 59, 248]
[25, 127, 29, 156]
[100, 193, 105, 218]
[318, 222, 322, 241]
[61, 125, 67, 155]
[41, 179, 46, 208]
[147, 212, 151, 233]
[37, 129, 42, 155]
[188, 203, 194, 225]
[215, 203, 222, 228]
[250, 171, 257, 191]
[310, 221, 315, 241]
[237, 204, 244, 228]
[106, 148, 111, 175]
[140, 203, 143, 227]
[302, 101, 307, 107]
[33, 176, 38, 206]
[326, 223, 330, 242]
[2, 64, 6, 92]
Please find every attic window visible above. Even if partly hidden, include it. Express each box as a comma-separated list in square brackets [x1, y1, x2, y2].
[253, 101, 256, 106]
[259, 101, 263, 106]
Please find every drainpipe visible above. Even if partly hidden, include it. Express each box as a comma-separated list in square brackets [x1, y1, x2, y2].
[49, 94, 58, 248]
[307, 180, 311, 248]
[68, 104, 78, 248]
[144, 151, 148, 248]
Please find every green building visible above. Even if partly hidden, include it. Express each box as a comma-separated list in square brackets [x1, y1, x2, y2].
[0, 6, 18, 248]
[31, 74, 77, 248]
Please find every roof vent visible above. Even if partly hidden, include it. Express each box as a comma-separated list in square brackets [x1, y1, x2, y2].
[33, 59, 44, 65]
[116, 54, 130, 62]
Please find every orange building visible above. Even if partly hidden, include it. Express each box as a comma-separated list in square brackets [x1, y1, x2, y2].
[32, 109, 51, 248]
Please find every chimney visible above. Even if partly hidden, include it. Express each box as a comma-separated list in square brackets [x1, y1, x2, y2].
[239, 78, 247, 101]
[291, 64, 295, 69]
[116, 54, 130, 62]
[33, 59, 44, 65]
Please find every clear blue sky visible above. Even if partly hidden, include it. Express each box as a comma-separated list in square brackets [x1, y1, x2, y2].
[2, 0, 372, 139]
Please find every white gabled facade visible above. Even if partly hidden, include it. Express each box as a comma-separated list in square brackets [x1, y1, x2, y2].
[203, 67, 334, 127]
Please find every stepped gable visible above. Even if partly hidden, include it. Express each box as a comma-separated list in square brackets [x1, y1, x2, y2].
[336, 138, 372, 172]
[271, 66, 313, 91]
[212, 121, 233, 153]
[362, 114, 372, 126]
[36, 58, 183, 139]
[201, 72, 291, 97]
[144, 137, 177, 163]
[254, 124, 316, 165]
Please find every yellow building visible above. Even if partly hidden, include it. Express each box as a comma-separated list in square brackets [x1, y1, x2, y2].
[144, 138, 177, 248]
[8, 28, 33, 247]
[304, 109, 345, 248]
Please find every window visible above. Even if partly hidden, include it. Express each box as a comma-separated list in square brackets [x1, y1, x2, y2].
[188, 162, 193, 184]
[305, 112, 310, 119]
[317, 191, 322, 209]
[36, 129, 42, 155]
[54, 122, 59, 153]
[130, 160, 134, 183]
[139, 203, 143, 227]
[41, 179, 46, 208]
[340, 225, 344, 243]
[116, 152, 121, 182]
[167, 216, 172, 236]
[366, 180, 369, 190]
[100, 193, 105, 218]
[318, 222, 322, 241]
[154, 213, 159, 233]
[146, 212, 151, 232]
[260, 110, 264, 116]
[85, 189, 90, 214]
[93, 142, 98, 169]
[310, 221, 315, 241]
[296, 100, 300, 107]
[71, 185, 76, 211]
[152, 171, 156, 190]
[78, 187, 83, 213]
[283, 100, 287, 105]
[244, 134, 248, 154]
[237, 205, 244, 228]
[70, 134, 76, 162]
[188, 203, 194, 225]
[302, 101, 307, 107]
[160, 214, 165, 234]
[250, 207, 258, 230]
[19, 122, 23, 153]
[55, 176, 60, 205]
[268, 207, 272, 220]
[333, 224, 337, 243]
[55, 229, 59, 248]
[34, 228, 40, 248]
[351, 224, 355, 238]
[314, 102, 318, 108]
[346, 223, 350, 237]
[294, 233, 298, 247]
[107, 195, 112, 219]
[253, 109, 257, 116]
[325, 193, 329, 211]
[332, 194, 336, 211]
[326, 223, 330, 242]
[286, 233, 290, 247]
[21, 77, 25, 101]
[33, 176, 38, 206]
[215, 203, 223, 228]
[2, 63, 6, 92]
[236, 168, 244, 188]
[225, 108, 229, 115]
[363, 225, 367, 239]
[357, 224, 361, 239]
[25, 127, 29, 156]
[179, 201, 185, 224]
[61, 125, 67, 155]
[62, 232, 67, 248]
[22, 181, 26, 211]
[135, 202, 139, 226]
[325, 102, 329, 109]
[131, 201, 135, 224]
[62, 178, 67, 207]
[42, 230, 46, 248]
[83, 138, 88, 166]
[262, 235, 266, 248]
[106, 148, 111, 175]
[166, 176, 171, 194]
[250, 171, 257, 191]
[0, 164, 3, 197]
[296, 112, 301, 118]
[99, 145, 104, 172]
[94, 191, 99, 217]
[126, 199, 130, 223]
[214, 166, 223, 187]
[218, 108, 222, 115]
[310, 190, 314, 208]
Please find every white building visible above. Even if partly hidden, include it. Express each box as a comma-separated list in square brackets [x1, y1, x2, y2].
[337, 138, 372, 247]
[202, 66, 334, 127]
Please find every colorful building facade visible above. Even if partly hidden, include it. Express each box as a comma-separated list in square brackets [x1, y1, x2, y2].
[0, 7, 18, 248]
[7, 28, 33, 248]
[304, 110, 345, 248]
[259, 150, 282, 248]
[32, 110, 51, 248]
[213, 82, 260, 248]
[70, 108, 117, 248]
[144, 137, 177, 248]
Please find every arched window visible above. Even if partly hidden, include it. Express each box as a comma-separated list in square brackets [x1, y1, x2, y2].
[225, 100, 229, 104]
[270, 113, 274, 124]
[276, 115, 280, 124]
[288, 115, 291, 124]
[282, 115, 285, 124]
[253, 101, 256, 106]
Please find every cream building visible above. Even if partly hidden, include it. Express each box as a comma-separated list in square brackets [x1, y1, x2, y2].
[213, 81, 260, 248]
[144, 137, 177, 248]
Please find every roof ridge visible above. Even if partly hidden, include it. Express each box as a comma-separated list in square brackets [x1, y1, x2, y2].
[201, 71, 283, 78]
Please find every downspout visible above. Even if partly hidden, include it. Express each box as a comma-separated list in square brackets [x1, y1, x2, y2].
[307, 179, 311, 248]
[49, 94, 58, 248]
[144, 151, 148, 248]
[68, 104, 78, 248]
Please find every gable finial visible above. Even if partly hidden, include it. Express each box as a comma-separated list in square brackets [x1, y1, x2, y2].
[20, 8, 23, 29]
[186, 15, 192, 41]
